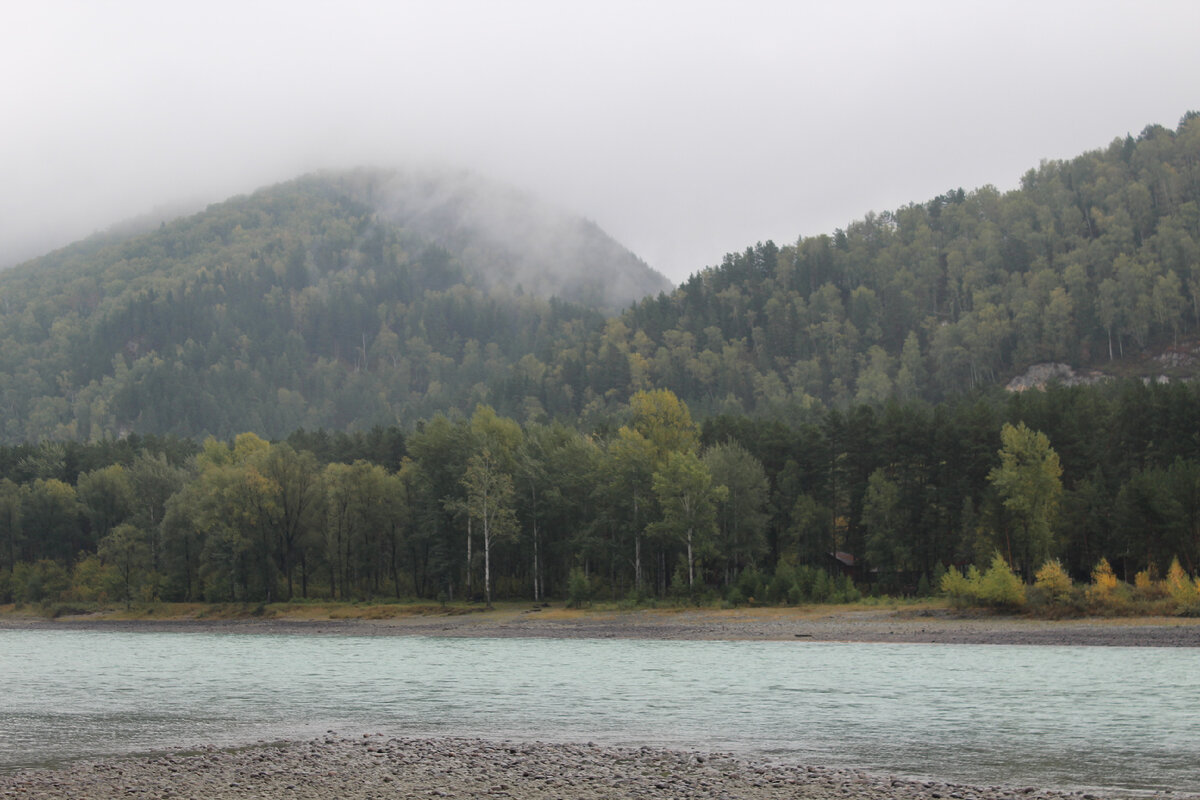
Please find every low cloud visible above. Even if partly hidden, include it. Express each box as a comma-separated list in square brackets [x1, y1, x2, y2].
[3, 2, 1199, 283]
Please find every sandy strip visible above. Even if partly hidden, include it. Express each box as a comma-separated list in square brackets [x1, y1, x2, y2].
[2, 735, 1177, 800]
[3, 607, 1200, 646]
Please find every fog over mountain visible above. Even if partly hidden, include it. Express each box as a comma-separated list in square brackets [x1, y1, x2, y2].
[329, 168, 671, 308]
[3, 1, 1199, 282]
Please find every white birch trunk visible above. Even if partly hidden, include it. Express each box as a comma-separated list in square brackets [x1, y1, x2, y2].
[687, 527, 694, 587]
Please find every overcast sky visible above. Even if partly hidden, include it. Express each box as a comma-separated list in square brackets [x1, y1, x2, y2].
[3, 1, 1198, 285]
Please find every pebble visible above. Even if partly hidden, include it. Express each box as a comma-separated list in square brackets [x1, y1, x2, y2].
[2, 736, 1189, 800]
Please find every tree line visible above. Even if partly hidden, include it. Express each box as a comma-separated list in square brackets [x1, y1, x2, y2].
[3, 380, 1200, 608]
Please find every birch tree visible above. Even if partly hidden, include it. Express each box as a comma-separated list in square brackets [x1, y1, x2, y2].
[462, 447, 517, 608]
[649, 451, 726, 589]
[604, 426, 655, 593]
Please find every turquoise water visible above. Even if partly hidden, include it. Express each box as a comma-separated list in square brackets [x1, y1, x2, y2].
[0, 631, 1196, 792]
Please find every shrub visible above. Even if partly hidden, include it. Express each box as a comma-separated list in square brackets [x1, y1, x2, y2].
[1089, 558, 1119, 592]
[792, 564, 817, 601]
[810, 569, 832, 603]
[786, 581, 806, 606]
[69, 554, 115, 603]
[766, 564, 794, 605]
[831, 573, 862, 604]
[1165, 558, 1200, 613]
[13, 560, 71, 604]
[1133, 564, 1170, 600]
[736, 566, 765, 605]
[940, 565, 975, 607]
[941, 555, 1023, 609]
[1034, 559, 1073, 604]
[1086, 558, 1130, 613]
[565, 567, 592, 608]
[1134, 568, 1154, 593]
[978, 553, 1025, 608]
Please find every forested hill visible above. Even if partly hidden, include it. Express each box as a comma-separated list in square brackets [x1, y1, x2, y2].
[1, 114, 1198, 444]
[0, 169, 669, 442]
[607, 112, 1200, 416]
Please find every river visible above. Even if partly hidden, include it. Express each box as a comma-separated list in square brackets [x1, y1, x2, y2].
[1, 630, 1196, 792]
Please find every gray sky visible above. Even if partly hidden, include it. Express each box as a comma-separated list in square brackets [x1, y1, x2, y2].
[3, 1, 1198, 285]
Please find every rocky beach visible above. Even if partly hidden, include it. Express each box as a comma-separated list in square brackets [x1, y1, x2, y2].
[2, 735, 1176, 800]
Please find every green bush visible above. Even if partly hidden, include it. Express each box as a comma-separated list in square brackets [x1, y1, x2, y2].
[724, 562, 864, 608]
[13, 560, 71, 604]
[766, 562, 795, 605]
[69, 554, 117, 603]
[978, 553, 1025, 608]
[786, 582, 806, 605]
[940, 554, 1024, 609]
[940, 565, 973, 606]
[736, 566, 765, 605]
[566, 567, 592, 608]
[809, 569, 831, 602]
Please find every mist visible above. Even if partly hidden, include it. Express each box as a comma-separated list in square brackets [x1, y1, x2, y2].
[318, 167, 672, 308]
[3, 1, 1199, 285]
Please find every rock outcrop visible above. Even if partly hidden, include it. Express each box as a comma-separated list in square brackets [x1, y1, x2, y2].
[1005, 363, 1108, 392]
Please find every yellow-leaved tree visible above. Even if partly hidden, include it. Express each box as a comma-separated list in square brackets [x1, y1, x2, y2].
[1034, 559, 1073, 604]
[1086, 557, 1125, 610]
[1165, 558, 1199, 611]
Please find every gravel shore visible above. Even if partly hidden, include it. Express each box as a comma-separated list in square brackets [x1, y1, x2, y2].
[2, 735, 1174, 800]
[4, 606, 1200, 647]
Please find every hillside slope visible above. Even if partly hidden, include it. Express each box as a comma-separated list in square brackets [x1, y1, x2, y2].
[1, 113, 1197, 443]
[595, 112, 1200, 416]
[0, 169, 666, 441]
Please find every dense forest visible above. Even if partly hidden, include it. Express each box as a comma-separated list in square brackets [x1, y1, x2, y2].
[0, 169, 667, 441]
[1, 114, 1199, 443]
[2, 381, 1200, 609]
[2, 113, 1200, 609]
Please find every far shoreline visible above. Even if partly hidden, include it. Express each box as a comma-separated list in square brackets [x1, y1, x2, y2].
[3, 603, 1199, 647]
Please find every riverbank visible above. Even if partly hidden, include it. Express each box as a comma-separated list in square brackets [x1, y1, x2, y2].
[2, 735, 1179, 800]
[3, 602, 1200, 646]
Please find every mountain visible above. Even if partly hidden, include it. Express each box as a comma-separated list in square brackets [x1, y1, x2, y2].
[0, 169, 668, 442]
[600, 111, 1200, 415]
[1, 113, 1198, 445]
